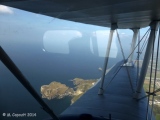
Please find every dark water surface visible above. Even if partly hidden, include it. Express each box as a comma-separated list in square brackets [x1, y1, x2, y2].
[0, 37, 122, 120]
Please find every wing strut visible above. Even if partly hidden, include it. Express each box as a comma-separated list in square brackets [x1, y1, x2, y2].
[0, 46, 59, 120]
[116, 30, 135, 93]
[125, 29, 139, 66]
[134, 21, 159, 99]
[98, 23, 118, 95]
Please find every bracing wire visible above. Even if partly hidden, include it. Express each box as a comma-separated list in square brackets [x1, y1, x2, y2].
[104, 28, 150, 90]
[140, 31, 150, 52]
[140, 27, 160, 120]
[127, 28, 150, 60]
[133, 29, 150, 66]
[145, 77, 151, 120]
[146, 29, 155, 120]
[139, 87, 160, 100]
[116, 30, 126, 62]
[150, 26, 160, 120]
[116, 30, 134, 93]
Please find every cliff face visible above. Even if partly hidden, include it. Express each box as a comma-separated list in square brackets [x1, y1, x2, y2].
[40, 78, 98, 103]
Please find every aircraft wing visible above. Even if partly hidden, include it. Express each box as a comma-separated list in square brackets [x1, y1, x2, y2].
[60, 61, 154, 120]
[1, 0, 160, 28]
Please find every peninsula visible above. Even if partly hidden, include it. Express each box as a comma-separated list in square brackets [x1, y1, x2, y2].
[41, 78, 98, 104]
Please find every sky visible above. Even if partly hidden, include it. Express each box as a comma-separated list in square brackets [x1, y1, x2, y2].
[0, 4, 155, 58]
[0, 4, 150, 35]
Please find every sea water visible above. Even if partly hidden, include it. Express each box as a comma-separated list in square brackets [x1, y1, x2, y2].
[0, 46, 122, 120]
[0, 29, 132, 120]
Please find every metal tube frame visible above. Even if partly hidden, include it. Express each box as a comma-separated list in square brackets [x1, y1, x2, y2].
[125, 29, 139, 66]
[98, 23, 118, 95]
[0, 46, 59, 120]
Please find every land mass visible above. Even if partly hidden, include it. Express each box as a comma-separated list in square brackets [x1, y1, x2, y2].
[41, 78, 98, 104]
[134, 58, 160, 119]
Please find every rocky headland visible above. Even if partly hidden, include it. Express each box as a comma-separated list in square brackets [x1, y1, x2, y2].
[41, 78, 98, 104]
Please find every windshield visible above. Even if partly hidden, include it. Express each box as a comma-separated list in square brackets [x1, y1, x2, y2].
[1, 5, 159, 120]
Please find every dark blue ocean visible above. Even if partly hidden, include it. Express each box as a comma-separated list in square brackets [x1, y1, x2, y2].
[0, 29, 134, 120]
